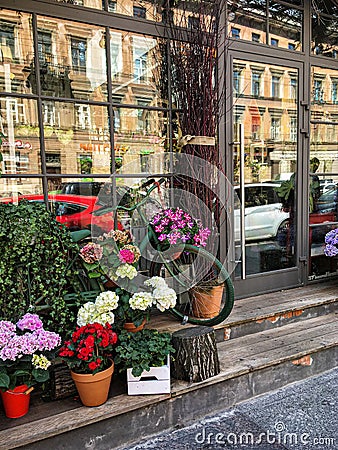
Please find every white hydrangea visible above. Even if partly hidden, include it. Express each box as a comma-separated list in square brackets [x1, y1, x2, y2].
[152, 287, 177, 312]
[77, 302, 97, 326]
[129, 292, 154, 311]
[95, 291, 119, 311]
[144, 276, 168, 289]
[95, 311, 115, 326]
[116, 263, 138, 280]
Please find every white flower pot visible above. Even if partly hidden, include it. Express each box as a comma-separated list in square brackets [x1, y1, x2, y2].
[127, 355, 170, 395]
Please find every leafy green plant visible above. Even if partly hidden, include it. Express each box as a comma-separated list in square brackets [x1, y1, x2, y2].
[0, 201, 80, 335]
[114, 329, 175, 377]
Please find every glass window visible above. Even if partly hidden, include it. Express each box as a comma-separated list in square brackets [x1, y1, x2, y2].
[133, 6, 146, 19]
[107, 1, 117, 12]
[42, 101, 110, 175]
[290, 117, 297, 141]
[288, 43, 296, 50]
[231, 28, 240, 39]
[188, 16, 200, 30]
[0, 98, 41, 174]
[252, 33, 261, 43]
[313, 79, 324, 103]
[332, 81, 338, 104]
[37, 17, 107, 100]
[272, 75, 281, 98]
[271, 38, 279, 47]
[312, 10, 338, 58]
[271, 117, 281, 140]
[252, 73, 261, 97]
[290, 77, 297, 99]
[0, 11, 35, 94]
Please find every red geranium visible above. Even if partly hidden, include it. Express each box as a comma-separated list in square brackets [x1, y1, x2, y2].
[58, 322, 118, 374]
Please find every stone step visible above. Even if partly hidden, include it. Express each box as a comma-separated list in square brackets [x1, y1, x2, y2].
[2, 310, 337, 450]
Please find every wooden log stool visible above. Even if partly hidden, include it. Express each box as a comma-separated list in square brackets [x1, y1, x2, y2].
[50, 359, 76, 400]
[171, 326, 220, 382]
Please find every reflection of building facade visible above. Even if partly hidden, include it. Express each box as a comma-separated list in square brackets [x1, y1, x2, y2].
[0, 0, 337, 295]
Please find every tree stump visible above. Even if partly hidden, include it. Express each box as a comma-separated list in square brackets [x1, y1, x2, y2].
[171, 326, 220, 382]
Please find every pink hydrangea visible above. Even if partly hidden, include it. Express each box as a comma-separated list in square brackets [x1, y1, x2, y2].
[119, 248, 135, 264]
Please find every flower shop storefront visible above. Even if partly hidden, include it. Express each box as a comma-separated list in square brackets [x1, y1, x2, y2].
[0, 0, 337, 302]
[0, 0, 337, 442]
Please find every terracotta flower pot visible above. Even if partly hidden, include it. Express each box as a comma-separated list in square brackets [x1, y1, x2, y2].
[191, 285, 224, 318]
[71, 361, 114, 407]
[0, 385, 31, 418]
[123, 318, 146, 333]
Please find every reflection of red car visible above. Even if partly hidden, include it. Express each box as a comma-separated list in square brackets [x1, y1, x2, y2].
[1, 194, 121, 234]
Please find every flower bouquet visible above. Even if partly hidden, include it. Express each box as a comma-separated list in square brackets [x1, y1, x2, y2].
[0, 313, 61, 418]
[324, 228, 338, 257]
[150, 207, 211, 248]
[79, 230, 140, 285]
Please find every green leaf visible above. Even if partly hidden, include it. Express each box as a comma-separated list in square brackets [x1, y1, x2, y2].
[0, 373, 10, 389]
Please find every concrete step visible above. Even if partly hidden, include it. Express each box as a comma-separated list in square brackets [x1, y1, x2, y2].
[2, 309, 337, 450]
[151, 283, 338, 343]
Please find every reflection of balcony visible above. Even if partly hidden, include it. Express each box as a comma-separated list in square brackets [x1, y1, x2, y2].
[28, 62, 73, 97]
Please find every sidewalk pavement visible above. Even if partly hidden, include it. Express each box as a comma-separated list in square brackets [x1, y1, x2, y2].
[122, 367, 338, 450]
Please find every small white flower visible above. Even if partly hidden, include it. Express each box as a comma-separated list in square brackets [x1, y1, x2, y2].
[129, 292, 153, 311]
[32, 354, 51, 370]
[152, 287, 177, 312]
[116, 264, 138, 280]
[95, 291, 119, 311]
[96, 311, 115, 325]
[77, 302, 96, 326]
[144, 276, 168, 289]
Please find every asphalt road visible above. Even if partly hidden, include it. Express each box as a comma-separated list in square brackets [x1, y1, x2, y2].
[122, 367, 338, 450]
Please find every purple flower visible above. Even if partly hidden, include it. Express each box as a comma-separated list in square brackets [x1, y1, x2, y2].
[32, 329, 61, 351]
[0, 321, 16, 348]
[16, 313, 43, 331]
[158, 234, 167, 241]
[324, 228, 338, 257]
[155, 224, 164, 233]
[168, 231, 181, 244]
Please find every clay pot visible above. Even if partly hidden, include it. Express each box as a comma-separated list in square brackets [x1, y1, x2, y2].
[191, 285, 224, 318]
[123, 318, 147, 333]
[71, 361, 114, 407]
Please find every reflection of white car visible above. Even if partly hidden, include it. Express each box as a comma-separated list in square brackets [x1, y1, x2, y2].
[234, 183, 289, 241]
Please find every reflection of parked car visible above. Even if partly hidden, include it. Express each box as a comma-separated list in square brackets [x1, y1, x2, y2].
[317, 185, 338, 214]
[60, 181, 104, 197]
[1, 195, 120, 233]
[234, 183, 289, 241]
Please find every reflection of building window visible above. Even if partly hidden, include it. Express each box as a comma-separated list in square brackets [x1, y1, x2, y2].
[313, 79, 324, 103]
[71, 38, 87, 71]
[137, 101, 150, 132]
[271, 117, 281, 140]
[233, 70, 241, 94]
[251, 123, 260, 140]
[332, 81, 338, 104]
[110, 37, 122, 78]
[7, 99, 26, 124]
[0, 21, 15, 60]
[231, 27, 240, 39]
[271, 38, 279, 46]
[252, 33, 260, 43]
[107, 0, 116, 12]
[290, 77, 297, 99]
[272, 75, 281, 98]
[113, 109, 120, 130]
[288, 43, 296, 50]
[188, 16, 200, 30]
[133, 6, 146, 18]
[252, 73, 261, 97]
[43, 101, 56, 126]
[290, 117, 297, 141]
[38, 31, 52, 65]
[75, 104, 91, 129]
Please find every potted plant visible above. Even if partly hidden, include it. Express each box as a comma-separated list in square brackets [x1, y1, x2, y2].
[114, 328, 175, 395]
[59, 292, 118, 407]
[0, 313, 61, 418]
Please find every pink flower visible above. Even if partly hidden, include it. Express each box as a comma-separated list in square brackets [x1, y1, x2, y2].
[80, 242, 103, 264]
[119, 248, 135, 264]
[158, 234, 167, 241]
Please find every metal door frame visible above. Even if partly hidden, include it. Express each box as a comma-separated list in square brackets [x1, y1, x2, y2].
[224, 50, 308, 298]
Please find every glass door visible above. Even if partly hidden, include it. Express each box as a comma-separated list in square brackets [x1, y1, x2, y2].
[308, 66, 338, 279]
[230, 57, 303, 297]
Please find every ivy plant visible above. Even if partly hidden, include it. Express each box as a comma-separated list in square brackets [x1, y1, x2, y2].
[0, 201, 80, 335]
[114, 328, 175, 377]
